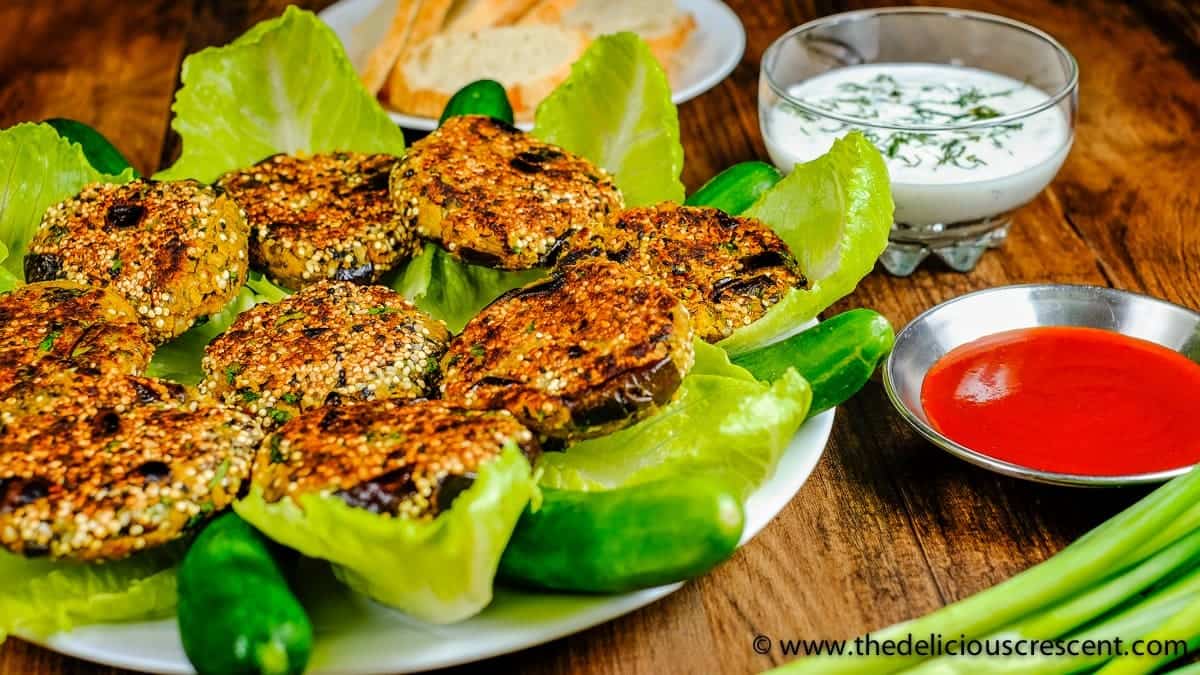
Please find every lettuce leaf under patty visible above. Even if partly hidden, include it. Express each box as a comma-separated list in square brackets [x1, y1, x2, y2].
[0, 547, 180, 644]
[538, 341, 812, 499]
[0, 123, 134, 284]
[234, 445, 534, 624]
[156, 6, 406, 183]
[533, 32, 685, 207]
[718, 133, 894, 355]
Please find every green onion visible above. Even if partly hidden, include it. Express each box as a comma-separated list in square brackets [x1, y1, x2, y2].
[771, 468, 1200, 674]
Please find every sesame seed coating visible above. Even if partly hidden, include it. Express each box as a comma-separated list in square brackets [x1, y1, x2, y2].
[391, 115, 623, 270]
[216, 152, 417, 290]
[199, 281, 450, 430]
[560, 204, 809, 343]
[25, 179, 251, 342]
[0, 400, 262, 561]
[254, 399, 538, 520]
[441, 258, 694, 440]
[0, 281, 154, 386]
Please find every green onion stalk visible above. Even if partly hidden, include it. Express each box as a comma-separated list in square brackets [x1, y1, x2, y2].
[769, 467, 1200, 674]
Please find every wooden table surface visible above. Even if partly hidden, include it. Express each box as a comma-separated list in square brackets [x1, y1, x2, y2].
[1, 0, 1198, 673]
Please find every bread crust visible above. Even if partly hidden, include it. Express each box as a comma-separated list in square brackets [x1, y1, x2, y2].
[359, 0, 422, 95]
[444, 0, 541, 32]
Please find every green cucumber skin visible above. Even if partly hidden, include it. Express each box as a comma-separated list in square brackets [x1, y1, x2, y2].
[178, 513, 312, 675]
[44, 118, 138, 177]
[684, 161, 782, 215]
[499, 477, 745, 594]
[439, 79, 516, 126]
[733, 309, 895, 416]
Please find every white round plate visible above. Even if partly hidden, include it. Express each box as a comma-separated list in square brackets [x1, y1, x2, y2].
[29, 409, 831, 674]
[318, 0, 747, 131]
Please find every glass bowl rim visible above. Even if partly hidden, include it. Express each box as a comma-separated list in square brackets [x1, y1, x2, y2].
[761, 7, 1080, 132]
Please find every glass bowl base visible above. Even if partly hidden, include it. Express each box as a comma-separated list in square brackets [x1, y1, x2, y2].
[879, 215, 1013, 276]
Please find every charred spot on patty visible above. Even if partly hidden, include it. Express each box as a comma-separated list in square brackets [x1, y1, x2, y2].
[23, 253, 64, 282]
[391, 115, 623, 271]
[441, 258, 694, 440]
[252, 399, 537, 520]
[559, 204, 808, 342]
[216, 152, 417, 290]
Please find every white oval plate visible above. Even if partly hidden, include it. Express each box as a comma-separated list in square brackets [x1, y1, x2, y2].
[319, 0, 747, 131]
[29, 408, 831, 674]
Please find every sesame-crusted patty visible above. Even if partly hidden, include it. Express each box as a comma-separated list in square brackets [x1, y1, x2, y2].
[253, 399, 538, 520]
[1, 361, 186, 432]
[199, 281, 450, 430]
[24, 179, 250, 342]
[216, 152, 418, 290]
[0, 402, 262, 561]
[441, 258, 694, 440]
[391, 115, 623, 270]
[0, 281, 154, 388]
[559, 204, 809, 343]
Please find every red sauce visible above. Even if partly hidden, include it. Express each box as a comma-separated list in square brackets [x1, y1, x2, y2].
[921, 326, 1200, 476]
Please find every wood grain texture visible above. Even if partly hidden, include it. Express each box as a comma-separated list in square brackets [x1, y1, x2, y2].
[0, 0, 1197, 673]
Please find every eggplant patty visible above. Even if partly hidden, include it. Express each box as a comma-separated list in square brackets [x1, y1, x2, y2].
[441, 258, 694, 440]
[199, 281, 450, 429]
[25, 179, 250, 342]
[1, 361, 185, 432]
[560, 204, 808, 343]
[0, 281, 154, 389]
[0, 402, 262, 560]
[216, 152, 418, 290]
[391, 115, 623, 270]
[253, 399, 538, 520]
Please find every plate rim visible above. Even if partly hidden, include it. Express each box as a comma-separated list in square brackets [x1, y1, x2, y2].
[318, 0, 747, 131]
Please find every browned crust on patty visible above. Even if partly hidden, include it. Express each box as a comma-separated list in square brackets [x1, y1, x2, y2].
[216, 152, 418, 290]
[391, 115, 623, 270]
[254, 399, 538, 520]
[0, 281, 154, 387]
[199, 281, 450, 429]
[441, 258, 694, 440]
[25, 179, 250, 342]
[560, 204, 808, 342]
[0, 402, 262, 561]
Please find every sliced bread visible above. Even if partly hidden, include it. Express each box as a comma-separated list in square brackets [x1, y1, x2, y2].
[357, 0, 422, 95]
[519, 0, 694, 73]
[382, 24, 588, 121]
[443, 0, 541, 33]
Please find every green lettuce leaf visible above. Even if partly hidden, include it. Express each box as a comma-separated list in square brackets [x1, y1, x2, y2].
[235, 446, 534, 624]
[0, 123, 134, 282]
[146, 273, 290, 385]
[0, 547, 180, 643]
[718, 132, 894, 355]
[156, 6, 405, 183]
[390, 244, 544, 333]
[533, 32, 684, 207]
[538, 341, 812, 499]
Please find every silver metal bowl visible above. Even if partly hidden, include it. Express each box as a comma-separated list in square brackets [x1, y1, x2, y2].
[883, 284, 1200, 486]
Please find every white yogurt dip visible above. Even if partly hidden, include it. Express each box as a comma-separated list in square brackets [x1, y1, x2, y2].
[763, 63, 1072, 225]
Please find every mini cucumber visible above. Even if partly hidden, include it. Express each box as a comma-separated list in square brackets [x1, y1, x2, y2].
[498, 476, 744, 593]
[178, 513, 312, 675]
[732, 308, 895, 417]
[439, 79, 515, 126]
[684, 161, 782, 215]
[44, 117, 138, 176]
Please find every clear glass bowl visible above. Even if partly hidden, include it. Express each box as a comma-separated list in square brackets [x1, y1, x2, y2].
[759, 8, 1079, 276]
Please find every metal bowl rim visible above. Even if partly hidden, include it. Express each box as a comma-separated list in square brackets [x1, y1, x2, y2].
[883, 283, 1200, 487]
